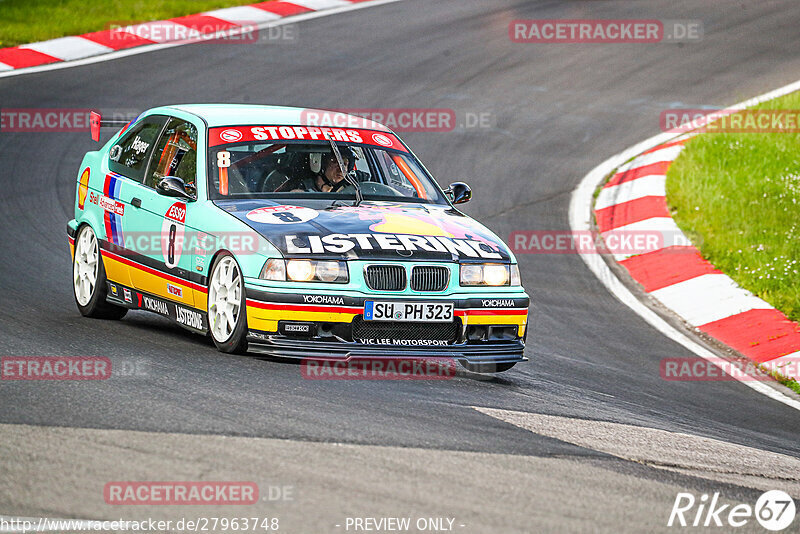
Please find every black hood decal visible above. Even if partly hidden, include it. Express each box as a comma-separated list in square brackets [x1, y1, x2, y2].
[215, 199, 512, 262]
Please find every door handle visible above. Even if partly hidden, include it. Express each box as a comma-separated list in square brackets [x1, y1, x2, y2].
[131, 197, 142, 208]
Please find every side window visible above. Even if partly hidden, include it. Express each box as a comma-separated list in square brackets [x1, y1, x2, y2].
[108, 116, 166, 182]
[145, 118, 198, 191]
[373, 149, 435, 199]
[350, 147, 373, 181]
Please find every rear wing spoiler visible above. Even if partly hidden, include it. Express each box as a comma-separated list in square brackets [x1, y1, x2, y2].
[90, 111, 134, 142]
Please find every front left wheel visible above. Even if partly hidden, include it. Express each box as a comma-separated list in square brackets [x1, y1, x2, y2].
[72, 225, 127, 320]
[208, 254, 248, 354]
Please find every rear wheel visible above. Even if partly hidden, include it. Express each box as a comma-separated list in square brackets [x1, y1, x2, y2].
[208, 254, 248, 354]
[72, 225, 127, 319]
[460, 361, 517, 374]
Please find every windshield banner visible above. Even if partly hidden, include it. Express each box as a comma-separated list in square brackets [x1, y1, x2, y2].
[209, 126, 408, 152]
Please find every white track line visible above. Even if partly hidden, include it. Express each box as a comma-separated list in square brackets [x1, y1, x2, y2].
[569, 79, 800, 412]
[473, 406, 800, 494]
[0, 0, 407, 79]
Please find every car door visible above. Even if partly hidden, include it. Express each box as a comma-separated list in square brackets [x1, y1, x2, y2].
[123, 116, 200, 308]
[100, 114, 168, 290]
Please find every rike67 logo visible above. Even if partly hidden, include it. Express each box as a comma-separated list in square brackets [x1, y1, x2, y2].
[668, 490, 796, 530]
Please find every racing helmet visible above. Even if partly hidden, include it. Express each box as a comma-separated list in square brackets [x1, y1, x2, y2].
[310, 146, 357, 175]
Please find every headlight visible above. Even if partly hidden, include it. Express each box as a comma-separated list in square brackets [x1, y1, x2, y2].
[287, 260, 314, 282]
[260, 259, 348, 283]
[315, 261, 344, 282]
[460, 264, 484, 285]
[459, 263, 513, 286]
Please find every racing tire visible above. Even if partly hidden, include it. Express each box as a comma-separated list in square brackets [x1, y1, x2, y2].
[72, 225, 127, 320]
[207, 253, 248, 354]
[460, 361, 517, 374]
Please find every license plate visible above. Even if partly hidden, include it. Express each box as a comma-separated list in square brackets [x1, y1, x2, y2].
[364, 301, 454, 322]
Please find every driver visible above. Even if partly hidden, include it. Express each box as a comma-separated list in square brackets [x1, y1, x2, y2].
[292, 147, 357, 193]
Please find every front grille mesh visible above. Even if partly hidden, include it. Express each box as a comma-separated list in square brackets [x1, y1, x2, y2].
[365, 265, 406, 291]
[411, 266, 449, 291]
[352, 316, 460, 343]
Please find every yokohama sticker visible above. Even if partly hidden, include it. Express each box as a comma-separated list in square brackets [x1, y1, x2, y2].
[481, 299, 516, 307]
[303, 295, 345, 305]
[246, 206, 318, 224]
[142, 295, 169, 315]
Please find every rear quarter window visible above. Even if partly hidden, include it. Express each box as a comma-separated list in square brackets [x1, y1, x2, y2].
[108, 115, 167, 182]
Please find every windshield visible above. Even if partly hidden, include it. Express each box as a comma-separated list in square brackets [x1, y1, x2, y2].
[207, 126, 447, 204]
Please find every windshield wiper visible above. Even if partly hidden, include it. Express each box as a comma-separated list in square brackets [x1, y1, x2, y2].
[325, 133, 363, 207]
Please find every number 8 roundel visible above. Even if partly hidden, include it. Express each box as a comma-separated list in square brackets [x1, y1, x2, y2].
[162, 202, 187, 269]
[245, 206, 319, 224]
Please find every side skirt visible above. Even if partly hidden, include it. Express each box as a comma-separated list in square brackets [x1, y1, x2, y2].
[105, 281, 208, 335]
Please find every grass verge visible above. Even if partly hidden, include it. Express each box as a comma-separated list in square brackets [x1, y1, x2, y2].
[761, 365, 800, 395]
[666, 91, 800, 327]
[0, 0, 271, 47]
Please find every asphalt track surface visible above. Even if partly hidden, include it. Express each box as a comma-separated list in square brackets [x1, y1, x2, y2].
[2, 0, 800, 531]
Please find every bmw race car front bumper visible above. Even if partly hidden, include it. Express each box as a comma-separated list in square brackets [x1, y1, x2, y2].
[244, 285, 529, 365]
[245, 337, 527, 364]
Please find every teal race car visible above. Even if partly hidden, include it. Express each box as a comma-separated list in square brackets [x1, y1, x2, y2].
[69, 104, 529, 372]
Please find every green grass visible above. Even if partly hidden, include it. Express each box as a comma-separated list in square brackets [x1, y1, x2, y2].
[666, 91, 800, 324]
[0, 0, 271, 47]
[761, 364, 800, 395]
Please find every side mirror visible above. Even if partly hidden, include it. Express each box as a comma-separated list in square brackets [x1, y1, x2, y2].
[445, 182, 472, 205]
[156, 176, 195, 200]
